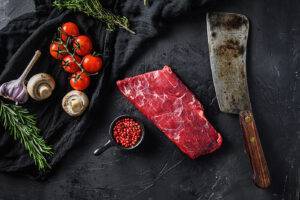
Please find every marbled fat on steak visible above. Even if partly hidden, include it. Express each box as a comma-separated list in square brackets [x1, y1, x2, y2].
[117, 66, 222, 159]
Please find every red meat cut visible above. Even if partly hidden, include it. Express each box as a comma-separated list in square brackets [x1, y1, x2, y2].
[117, 66, 222, 159]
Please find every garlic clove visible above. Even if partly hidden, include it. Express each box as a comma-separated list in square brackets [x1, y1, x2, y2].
[27, 73, 55, 101]
[62, 90, 89, 117]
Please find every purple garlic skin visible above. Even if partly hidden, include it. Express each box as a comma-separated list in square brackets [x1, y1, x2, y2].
[0, 79, 28, 105]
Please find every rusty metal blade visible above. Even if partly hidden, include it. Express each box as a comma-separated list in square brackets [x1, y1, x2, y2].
[207, 12, 251, 114]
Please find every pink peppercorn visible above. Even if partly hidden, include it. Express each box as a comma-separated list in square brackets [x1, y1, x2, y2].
[113, 118, 142, 148]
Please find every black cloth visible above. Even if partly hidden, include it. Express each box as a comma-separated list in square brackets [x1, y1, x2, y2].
[0, 0, 210, 178]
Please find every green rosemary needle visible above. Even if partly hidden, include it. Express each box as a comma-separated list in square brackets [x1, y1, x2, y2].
[53, 0, 135, 34]
[0, 100, 53, 171]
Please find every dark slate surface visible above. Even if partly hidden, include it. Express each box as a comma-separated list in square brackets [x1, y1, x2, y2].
[0, 0, 299, 200]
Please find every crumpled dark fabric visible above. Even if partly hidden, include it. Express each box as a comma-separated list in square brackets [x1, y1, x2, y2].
[0, 0, 212, 178]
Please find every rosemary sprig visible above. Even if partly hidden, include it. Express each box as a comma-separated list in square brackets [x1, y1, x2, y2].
[0, 100, 53, 171]
[53, 0, 135, 34]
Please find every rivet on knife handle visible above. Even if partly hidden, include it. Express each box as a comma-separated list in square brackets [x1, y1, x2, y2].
[239, 110, 271, 188]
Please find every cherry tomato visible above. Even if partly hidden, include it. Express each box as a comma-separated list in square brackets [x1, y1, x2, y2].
[73, 35, 93, 56]
[62, 55, 81, 73]
[62, 22, 79, 36]
[70, 71, 90, 91]
[50, 42, 67, 60]
[60, 22, 79, 42]
[82, 54, 103, 73]
[60, 31, 69, 42]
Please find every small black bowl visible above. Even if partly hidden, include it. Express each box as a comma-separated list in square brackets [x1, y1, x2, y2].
[93, 115, 145, 156]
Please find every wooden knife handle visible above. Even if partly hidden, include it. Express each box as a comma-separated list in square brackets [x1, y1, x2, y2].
[239, 110, 271, 188]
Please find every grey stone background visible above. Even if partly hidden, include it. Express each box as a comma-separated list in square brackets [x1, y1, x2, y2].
[0, 0, 34, 29]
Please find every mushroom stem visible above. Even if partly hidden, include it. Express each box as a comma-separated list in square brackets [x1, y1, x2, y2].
[70, 98, 82, 113]
[38, 84, 51, 98]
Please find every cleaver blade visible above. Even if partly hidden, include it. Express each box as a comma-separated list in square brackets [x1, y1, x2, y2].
[207, 12, 271, 189]
[206, 12, 251, 114]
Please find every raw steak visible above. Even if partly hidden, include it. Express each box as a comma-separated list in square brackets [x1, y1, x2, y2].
[117, 66, 222, 159]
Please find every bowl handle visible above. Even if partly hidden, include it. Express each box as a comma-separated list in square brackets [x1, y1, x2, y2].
[93, 140, 114, 156]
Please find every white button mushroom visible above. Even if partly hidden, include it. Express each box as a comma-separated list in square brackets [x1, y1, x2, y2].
[27, 73, 55, 101]
[62, 90, 89, 117]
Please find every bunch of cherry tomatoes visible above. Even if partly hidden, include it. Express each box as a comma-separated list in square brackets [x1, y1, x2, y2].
[50, 22, 103, 90]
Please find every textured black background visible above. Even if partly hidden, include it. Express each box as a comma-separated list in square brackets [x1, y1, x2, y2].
[0, 0, 299, 200]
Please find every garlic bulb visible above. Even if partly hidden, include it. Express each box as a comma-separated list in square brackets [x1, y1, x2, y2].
[62, 90, 89, 117]
[27, 73, 55, 101]
[0, 50, 41, 105]
[0, 80, 28, 104]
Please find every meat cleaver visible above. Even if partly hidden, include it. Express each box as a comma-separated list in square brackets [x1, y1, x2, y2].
[206, 12, 271, 188]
